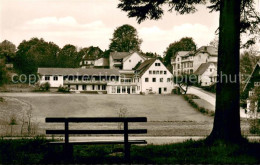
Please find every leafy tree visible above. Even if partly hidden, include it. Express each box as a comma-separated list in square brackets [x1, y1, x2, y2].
[109, 24, 142, 52]
[57, 44, 79, 68]
[0, 59, 8, 86]
[118, 0, 260, 142]
[164, 37, 196, 68]
[240, 51, 259, 82]
[0, 40, 16, 63]
[15, 38, 60, 74]
[209, 36, 219, 48]
[173, 74, 198, 94]
[141, 51, 160, 58]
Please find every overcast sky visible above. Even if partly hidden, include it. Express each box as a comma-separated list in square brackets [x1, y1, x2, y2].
[1, 0, 258, 55]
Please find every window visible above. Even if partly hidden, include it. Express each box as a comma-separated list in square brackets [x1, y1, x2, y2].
[98, 85, 100, 90]
[69, 76, 73, 81]
[102, 85, 106, 90]
[153, 71, 156, 74]
[164, 71, 167, 74]
[149, 70, 152, 74]
[53, 76, 58, 81]
[160, 78, 163, 82]
[164, 88, 167, 92]
[177, 64, 180, 69]
[190, 69, 193, 74]
[155, 63, 161, 66]
[129, 59, 131, 62]
[112, 86, 116, 93]
[45, 76, 50, 81]
[122, 86, 126, 93]
[82, 85, 86, 90]
[92, 85, 95, 90]
[254, 82, 260, 87]
[145, 78, 149, 82]
[152, 78, 156, 82]
[76, 85, 79, 90]
[249, 91, 254, 97]
[117, 86, 121, 93]
[210, 69, 212, 72]
[160, 71, 163, 74]
[156, 71, 159, 74]
[167, 78, 171, 82]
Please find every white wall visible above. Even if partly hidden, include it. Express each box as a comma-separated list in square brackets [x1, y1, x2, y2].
[193, 53, 208, 72]
[141, 59, 173, 94]
[40, 75, 63, 87]
[123, 52, 145, 70]
[199, 63, 217, 86]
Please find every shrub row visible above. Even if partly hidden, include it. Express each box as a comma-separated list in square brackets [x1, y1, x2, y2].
[183, 94, 215, 116]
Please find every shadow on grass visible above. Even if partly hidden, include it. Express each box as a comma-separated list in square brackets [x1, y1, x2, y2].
[0, 137, 260, 164]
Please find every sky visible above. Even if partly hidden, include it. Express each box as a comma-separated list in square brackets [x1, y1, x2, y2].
[0, 0, 257, 55]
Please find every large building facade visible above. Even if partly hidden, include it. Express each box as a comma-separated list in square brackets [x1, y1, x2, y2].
[38, 55, 173, 94]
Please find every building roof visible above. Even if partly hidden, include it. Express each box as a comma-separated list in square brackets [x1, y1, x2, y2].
[194, 62, 217, 75]
[135, 58, 157, 76]
[196, 46, 218, 56]
[177, 51, 191, 57]
[110, 52, 130, 60]
[243, 61, 260, 92]
[38, 68, 120, 76]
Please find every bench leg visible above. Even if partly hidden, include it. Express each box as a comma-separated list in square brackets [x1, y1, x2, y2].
[124, 143, 131, 163]
[64, 144, 73, 161]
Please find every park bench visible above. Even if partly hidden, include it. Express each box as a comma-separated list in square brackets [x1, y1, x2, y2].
[45, 117, 147, 162]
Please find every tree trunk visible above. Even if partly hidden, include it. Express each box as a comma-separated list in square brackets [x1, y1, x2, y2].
[208, 0, 243, 142]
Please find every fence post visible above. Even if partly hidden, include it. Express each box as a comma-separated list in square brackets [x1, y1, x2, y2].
[124, 120, 130, 163]
[64, 119, 73, 160]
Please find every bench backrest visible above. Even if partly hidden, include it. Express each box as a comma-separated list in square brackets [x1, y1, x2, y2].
[45, 117, 147, 143]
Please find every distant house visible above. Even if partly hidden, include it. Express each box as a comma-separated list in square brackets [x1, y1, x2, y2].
[171, 46, 218, 76]
[80, 56, 95, 68]
[94, 58, 109, 68]
[243, 62, 260, 112]
[194, 62, 217, 86]
[135, 58, 173, 94]
[109, 52, 146, 70]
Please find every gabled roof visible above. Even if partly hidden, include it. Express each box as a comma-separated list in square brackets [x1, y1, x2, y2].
[123, 52, 146, 62]
[196, 46, 218, 56]
[110, 52, 130, 60]
[176, 51, 191, 57]
[194, 62, 217, 75]
[38, 68, 120, 76]
[243, 61, 260, 92]
[135, 58, 156, 76]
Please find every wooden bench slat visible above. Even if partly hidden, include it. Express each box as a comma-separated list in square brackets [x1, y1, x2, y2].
[46, 129, 147, 135]
[48, 140, 147, 145]
[46, 117, 147, 123]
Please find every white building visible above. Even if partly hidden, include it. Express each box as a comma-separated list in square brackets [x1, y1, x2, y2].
[38, 58, 174, 94]
[38, 68, 120, 94]
[171, 46, 218, 76]
[109, 52, 146, 70]
[194, 62, 217, 86]
[135, 59, 173, 94]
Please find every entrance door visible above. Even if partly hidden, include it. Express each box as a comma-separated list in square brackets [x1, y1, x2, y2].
[127, 87, 131, 94]
[159, 88, 162, 94]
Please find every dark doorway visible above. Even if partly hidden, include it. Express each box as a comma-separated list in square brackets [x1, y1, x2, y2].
[127, 87, 131, 94]
[159, 88, 162, 94]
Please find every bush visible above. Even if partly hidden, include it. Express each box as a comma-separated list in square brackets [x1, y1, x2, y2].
[249, 119, 260, 135]
[57, 86, 70, 93]
[0, 97, 4, 102]
[201, 83, 216, 93]
[183, 94, 214, 116]
[34, 82, 50, 92]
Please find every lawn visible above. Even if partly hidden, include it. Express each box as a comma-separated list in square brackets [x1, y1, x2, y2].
[0, 137, 260, 164]
[0, 94, 216, 136]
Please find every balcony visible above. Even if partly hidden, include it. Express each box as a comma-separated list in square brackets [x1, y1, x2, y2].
[64, 80, 108, 85]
